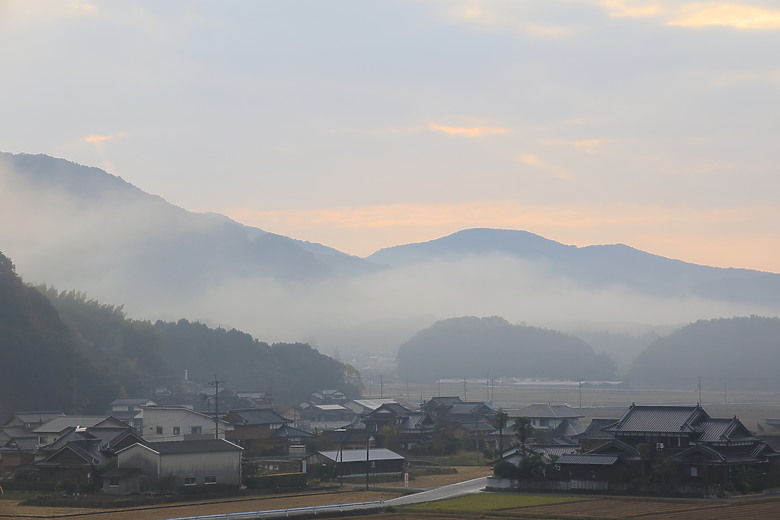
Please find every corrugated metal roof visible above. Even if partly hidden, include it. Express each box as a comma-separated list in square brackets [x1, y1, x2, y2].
[317, 448, 404, 463]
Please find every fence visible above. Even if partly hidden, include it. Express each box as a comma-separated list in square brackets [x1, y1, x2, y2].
[166, 500, 387, 520]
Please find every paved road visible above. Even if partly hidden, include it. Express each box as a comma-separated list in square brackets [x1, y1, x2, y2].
[384, 476, 487, 506]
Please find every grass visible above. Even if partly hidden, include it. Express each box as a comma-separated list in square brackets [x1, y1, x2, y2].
[408, 492, 580, 512]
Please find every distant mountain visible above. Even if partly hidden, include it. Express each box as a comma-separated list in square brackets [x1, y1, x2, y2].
[397, 316, 616, 383]
[3, 152, 780, 362]
[0, 152, 379, 313]
[628, 316, 780, 389]
[369, 228, 780, 306]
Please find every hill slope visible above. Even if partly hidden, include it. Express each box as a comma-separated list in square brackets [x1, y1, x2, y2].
[628, 316, 780, 389]
[397, 316, 616, 382]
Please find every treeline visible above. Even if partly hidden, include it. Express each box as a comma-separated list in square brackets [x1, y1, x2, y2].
[628, 315, 780, 389]
[397, 316, 616, 382]
[0, 249, 361, 419]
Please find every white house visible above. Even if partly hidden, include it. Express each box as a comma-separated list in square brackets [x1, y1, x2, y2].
[139, 406, 232, 442]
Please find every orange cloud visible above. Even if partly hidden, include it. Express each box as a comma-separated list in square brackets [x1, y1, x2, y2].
[600, 0, 663, 18]
[539, 138, 611, 155]
[517, 153, 573, 179]
[669, 4, 780, 29]
[428, 123, 512, 137]
[83, 134, 113, 143]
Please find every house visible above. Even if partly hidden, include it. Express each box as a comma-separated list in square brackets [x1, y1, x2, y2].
[223, 408, 299, 455]
[362, 402, 434, 451]
[571, 418, 615, 452]
[3, 411, 65, 430]
[306, 448, 404, 479]
[511, 404, 584, 431]
[33, 416, 129, 448]
[105, 439, 243, 493]
[139, 406, 232, 442]
[34, 425, 145, 490]
[299, 404, 357, 431]
[107, 398, 157, 429]
[554, 404, 779, 493]
[317, 427, 373, 451]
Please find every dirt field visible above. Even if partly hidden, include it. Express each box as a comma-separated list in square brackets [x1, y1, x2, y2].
[0, 466, 490, 520]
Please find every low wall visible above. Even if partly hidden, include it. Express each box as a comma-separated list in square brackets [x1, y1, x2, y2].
[486, 477, 716, 497]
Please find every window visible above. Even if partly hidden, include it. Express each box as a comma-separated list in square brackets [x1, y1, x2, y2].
[690, 466, 699, 477]
[155, 426, 163, 435]
[108, 478, 119, 487]
[173, 426, 180, 436]
[184, 476, 197, 486]
[205, 475, 217, 485]
[191, 426, 202, 435]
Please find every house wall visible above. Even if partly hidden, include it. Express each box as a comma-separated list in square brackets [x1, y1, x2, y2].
[118, 445, 161, 488]
[141, 408, 228, 442]
[159, 450, 242, 487]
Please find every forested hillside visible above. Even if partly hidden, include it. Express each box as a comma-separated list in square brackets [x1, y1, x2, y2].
[0, 253, 116, 418]
[397, 316, 616, 382]
[0, 248, 362, 420]
[629, 316, 780, 389]
[39, 288, 363, 404]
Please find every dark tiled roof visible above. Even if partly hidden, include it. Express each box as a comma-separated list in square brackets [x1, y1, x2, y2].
[604, 405, 708, 434]
[557, 454, 618, 465]
[226, 409, 291, 425]
[273, 425, 315, 439]
[550, 418, 585, 439]
[573, 419, 615, 440]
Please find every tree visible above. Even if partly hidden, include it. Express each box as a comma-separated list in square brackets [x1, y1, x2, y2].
[513, 417, 533, 456]
[495, 411, 509, 456]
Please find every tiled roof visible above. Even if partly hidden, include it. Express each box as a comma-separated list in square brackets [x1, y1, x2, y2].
[557, 454, 618, 465]
[34, 416, 121, 433]
[604, 405, 708, 434]
[273, 425, 315, 439]
[226, 409, 291, 425]
[573, 419, 615, 440]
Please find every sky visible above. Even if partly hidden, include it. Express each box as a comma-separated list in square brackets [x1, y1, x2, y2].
[2, 0, 779, 273]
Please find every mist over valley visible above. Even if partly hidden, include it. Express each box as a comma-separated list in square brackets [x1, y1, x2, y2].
[2, 152, 780, 391]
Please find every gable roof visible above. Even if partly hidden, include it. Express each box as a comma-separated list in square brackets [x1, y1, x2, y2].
[514, 404, 583, 419]
[121, 439, 243, 456]
[572, 418, 615, 440]
[603, 404, 708, 434]
[224, 409, 291, 425]
[272, 424, 316, 439]
[314, 448, 404, 463]
[4, 411, 64, 427]
[34, 416, 129, 434]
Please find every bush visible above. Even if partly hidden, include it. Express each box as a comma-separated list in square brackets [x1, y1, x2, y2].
[493, 461, 517, 478]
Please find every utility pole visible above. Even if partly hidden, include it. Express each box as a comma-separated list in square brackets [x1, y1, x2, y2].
[209, 375, 224, 439]
[579, 378, 582, 409]
[698, 376, 702, 405]
[463, 378, 467, 401]
[380, 374, 384, 398]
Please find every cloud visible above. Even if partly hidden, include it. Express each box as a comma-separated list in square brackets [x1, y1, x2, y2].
[83, 134, 114, 143]
[428, 123, 512, 137]
[600, 0, 663, 18]
[669, 4, 780, 29]
[539, 138, 612, 155]
[444, 1, 575, 38]
[516, 153, 573, 179]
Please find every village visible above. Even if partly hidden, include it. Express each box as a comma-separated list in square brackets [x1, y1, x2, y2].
[2, 380, 780, 503]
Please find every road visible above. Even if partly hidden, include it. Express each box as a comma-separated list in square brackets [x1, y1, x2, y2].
[384, 476, 487, 506]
